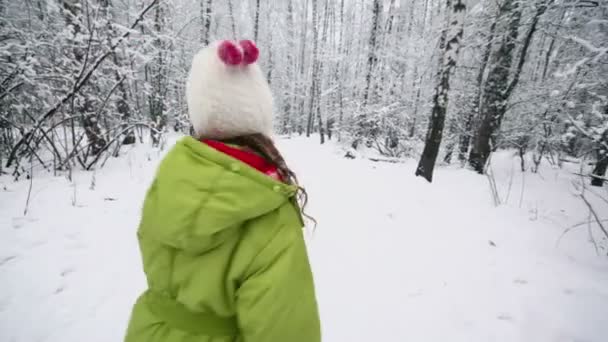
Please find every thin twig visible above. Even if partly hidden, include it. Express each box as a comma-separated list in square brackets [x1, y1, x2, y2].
[556, 224, 585, 248]
[95, 75, 127, 118]
[3, 92, 63, 164]
[587, 210, 600, 256]
[568, 219, 608, 230]
[23, 155, 33, 216]
[519, 166, 526, 208]
[86, 123, 160, 170]
[0, 82, 24, 101]
[504, 161, 515, 204]
[5, 0, 159, 168]
[579, 193, 608, 240]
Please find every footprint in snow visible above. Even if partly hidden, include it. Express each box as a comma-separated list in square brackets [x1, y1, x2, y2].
[54, 285, 66, 294]
[61, 267, 75, 277]
[497, 313, 514, 322]
[0, 255, 17, 267]
[12, 218, 25, 229]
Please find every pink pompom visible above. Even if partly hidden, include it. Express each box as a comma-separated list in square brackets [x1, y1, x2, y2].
[218, 40, 243, 66]
[239, 40, 259, 65]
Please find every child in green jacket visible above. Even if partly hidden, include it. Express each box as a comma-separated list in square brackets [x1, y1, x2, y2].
[125, 40, 321, 342]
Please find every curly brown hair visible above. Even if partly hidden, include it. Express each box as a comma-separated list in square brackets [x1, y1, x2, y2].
[222, 133, 315, 227]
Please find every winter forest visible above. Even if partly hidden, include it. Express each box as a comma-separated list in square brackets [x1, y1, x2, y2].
[2, 0, 608, 341]
[1, 0, 607, 183]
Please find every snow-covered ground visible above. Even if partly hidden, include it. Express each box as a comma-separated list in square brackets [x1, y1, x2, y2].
[1, 135, 607, 342]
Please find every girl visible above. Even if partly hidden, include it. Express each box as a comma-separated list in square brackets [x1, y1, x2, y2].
[125, 40, 321, 342]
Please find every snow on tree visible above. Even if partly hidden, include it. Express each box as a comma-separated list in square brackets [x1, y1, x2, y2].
[415, 0, 466, 182]
[0, 0, 606, 185]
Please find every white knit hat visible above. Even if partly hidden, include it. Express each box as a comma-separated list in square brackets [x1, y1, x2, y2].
[186, 40, 274, 139]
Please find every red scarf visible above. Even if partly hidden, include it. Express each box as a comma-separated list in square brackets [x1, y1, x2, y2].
[202, 139, 281, 181]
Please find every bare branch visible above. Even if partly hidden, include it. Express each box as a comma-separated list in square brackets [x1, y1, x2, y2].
[5, 0, 159, 168]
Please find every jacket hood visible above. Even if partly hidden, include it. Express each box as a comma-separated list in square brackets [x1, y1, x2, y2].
[138, 136, 297, 254]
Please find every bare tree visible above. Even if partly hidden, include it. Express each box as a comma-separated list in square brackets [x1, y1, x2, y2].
[469, 0, 552, 173]
[306, 0, 324, 144]
[458, 16, 497, 163]
[62, 0, 107, 155]
[1, 0, 606, 184]
[415, 0, 466, 182]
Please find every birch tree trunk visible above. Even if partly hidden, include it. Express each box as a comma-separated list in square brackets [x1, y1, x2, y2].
[297, 0, 310, 136]
[306, 0, 319, 138]
[150, 2, 167, 146]
[254, 0, 261, 42]
[227, 0, 236, 39]
[200, 0, 213, 45]
[363, 0, 381, 107]
[281, 0, 296, 134]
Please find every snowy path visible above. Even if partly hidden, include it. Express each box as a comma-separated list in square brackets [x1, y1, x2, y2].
[1, 136, 608, 342]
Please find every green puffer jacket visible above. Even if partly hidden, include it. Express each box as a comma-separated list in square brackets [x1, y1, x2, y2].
[125, 136, 321, 342]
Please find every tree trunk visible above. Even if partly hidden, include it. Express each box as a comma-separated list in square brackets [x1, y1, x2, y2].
[227, 0, 236, 39]
[591, 118, 608, 187]
[36, 0, 46, 21]
[100, 0, 134, 145]
[468, 0, 522, 173]
[592, 154, 608, 187]
[316, 0, 331, 144]
[541, 5, 565, 81]
[409, 69, 421, 138]
[406, 0, 416, 35]
[443, 119, 457, 164]
[458, 18, 497, 163]
[266, 11, 273, 86]
[63, 0, 107, 155]
[469, 0, 551, 173]
[363, 0, 381, 106]
[254, 0, 261, 42]
[150, 2, 167, 146]
[200, 0, 213, 45]
[337, 0, 346, 138]
[299, 0, 310, 136]
[82, 99, 106, 155]
[415, 0, 466, 182]
[0, 0, 5, 26]
[282, 0, 296, 134]
[307, 0, 319, 138]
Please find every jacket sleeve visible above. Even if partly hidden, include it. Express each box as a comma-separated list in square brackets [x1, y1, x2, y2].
[236, 223, 321, 342]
